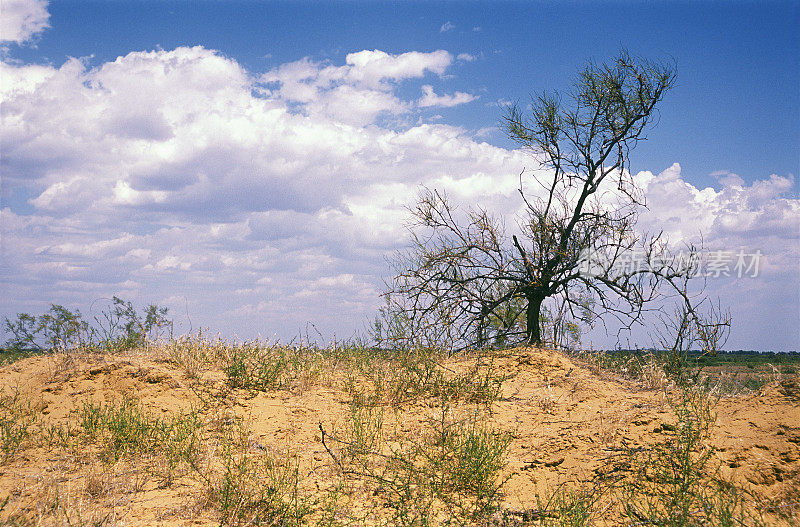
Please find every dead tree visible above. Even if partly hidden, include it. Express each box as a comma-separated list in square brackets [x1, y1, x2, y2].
[381, 50, 727, 350]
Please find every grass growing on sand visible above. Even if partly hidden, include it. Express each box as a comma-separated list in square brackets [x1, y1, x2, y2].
[0, 336, 796, 526]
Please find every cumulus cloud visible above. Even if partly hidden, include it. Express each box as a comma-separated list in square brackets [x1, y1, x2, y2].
[1, 36, 797, 348]
[713, 170, 745, 188]
[0, 0, 49, 44]
[440, 21, 455, 33]
[417, 84, 477, 108]
[261, 49, 453, 125]
[636, 164, 799, 246]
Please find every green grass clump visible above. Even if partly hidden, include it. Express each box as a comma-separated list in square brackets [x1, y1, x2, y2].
[528, 486, 599, 527]
[329, 398, 511, 525]
[0, 390, 38, 459]
[391, 349, 506, 404]
[343, 402, 384, 469]
[621, 386, 760, 526]
[345, 347, 507, 408]
[223, 344, 297, 392]
[212, 426, 313, 526]
[431, 421, 512, 508]
[79, 399, 203, 482]
[382, 418, 511, 523]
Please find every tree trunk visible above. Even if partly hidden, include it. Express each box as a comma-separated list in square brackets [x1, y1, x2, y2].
[526, 296, 543, 346]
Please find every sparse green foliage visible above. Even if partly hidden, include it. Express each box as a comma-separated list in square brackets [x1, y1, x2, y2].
[94, 296, 172, 352]
[532, 486, 598, 527]
[3, 304, 90, 353]
[343, 402, 383, 469]
[328, 398, 511, 525]
[655, 299, 731, 380]
[79, 399, 203, 477]
[621, 386, 761, 526]
[223, 344, 294, 392]
[0, 390, 38, 459]
[2, 297, 172, 354]
[431, 421, 512, 509]
[214, 437, 313, 526]
[345, 347, 506, 407]
[380, 413, 511, 523]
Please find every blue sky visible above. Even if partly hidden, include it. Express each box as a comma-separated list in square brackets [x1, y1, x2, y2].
[1, 0, 798, 350]
[18, 1, 800, 185]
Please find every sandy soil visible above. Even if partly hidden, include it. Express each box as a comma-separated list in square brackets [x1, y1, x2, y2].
[0, 347, 797, 525]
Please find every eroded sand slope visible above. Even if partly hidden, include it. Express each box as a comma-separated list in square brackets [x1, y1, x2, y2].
[0, 347, 797, 525]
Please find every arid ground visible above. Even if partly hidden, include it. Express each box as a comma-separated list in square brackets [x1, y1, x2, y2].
[1, 343, 798, 525]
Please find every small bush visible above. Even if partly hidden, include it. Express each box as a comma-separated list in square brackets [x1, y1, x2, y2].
[343, 402, 383, 469]
[622, 386, 762, 526]
[382, 418, 511, 523]
[213, 441, 313, 526]
[432, 422, 511, 509]
[94, 296, 172, 352]
[2, 298, 172, 354]
[530, 486, 599, 527]
[3, 305, 90, 353]
[224, 344, 295, 392]
[330, 400, 511, 524]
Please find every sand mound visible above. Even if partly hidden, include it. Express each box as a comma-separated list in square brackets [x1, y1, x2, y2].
[1, 346, 797, 525]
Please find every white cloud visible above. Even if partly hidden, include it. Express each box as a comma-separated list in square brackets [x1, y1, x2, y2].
[418, 84, 477, 108]
[344, 49, 452, 85]
[440, 21, 455, 33]
[487, 97, 512, 108]
[636, 164, 799, 246]
[260, 49, 453, 125]
[262, 49, 453, 92]
[0, 0, 49, 44]
[713, 170, 745, 189]
[112, 180, 168, 206]
[456, 53, 476, 62]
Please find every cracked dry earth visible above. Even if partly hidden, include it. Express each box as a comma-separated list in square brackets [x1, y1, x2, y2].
[0, 347, 798, 525]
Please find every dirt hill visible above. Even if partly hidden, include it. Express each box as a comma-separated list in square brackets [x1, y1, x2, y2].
[1, 343, 798, 525]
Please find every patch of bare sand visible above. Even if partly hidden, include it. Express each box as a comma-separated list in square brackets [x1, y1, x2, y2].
[1, 347, 797, 524]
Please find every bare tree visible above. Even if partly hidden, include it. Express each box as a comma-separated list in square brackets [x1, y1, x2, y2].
[653, 277, 731, 376]
[382, 50, 720, 350]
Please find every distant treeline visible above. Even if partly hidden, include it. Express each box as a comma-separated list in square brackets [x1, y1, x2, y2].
[605, 349, 800, 366]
